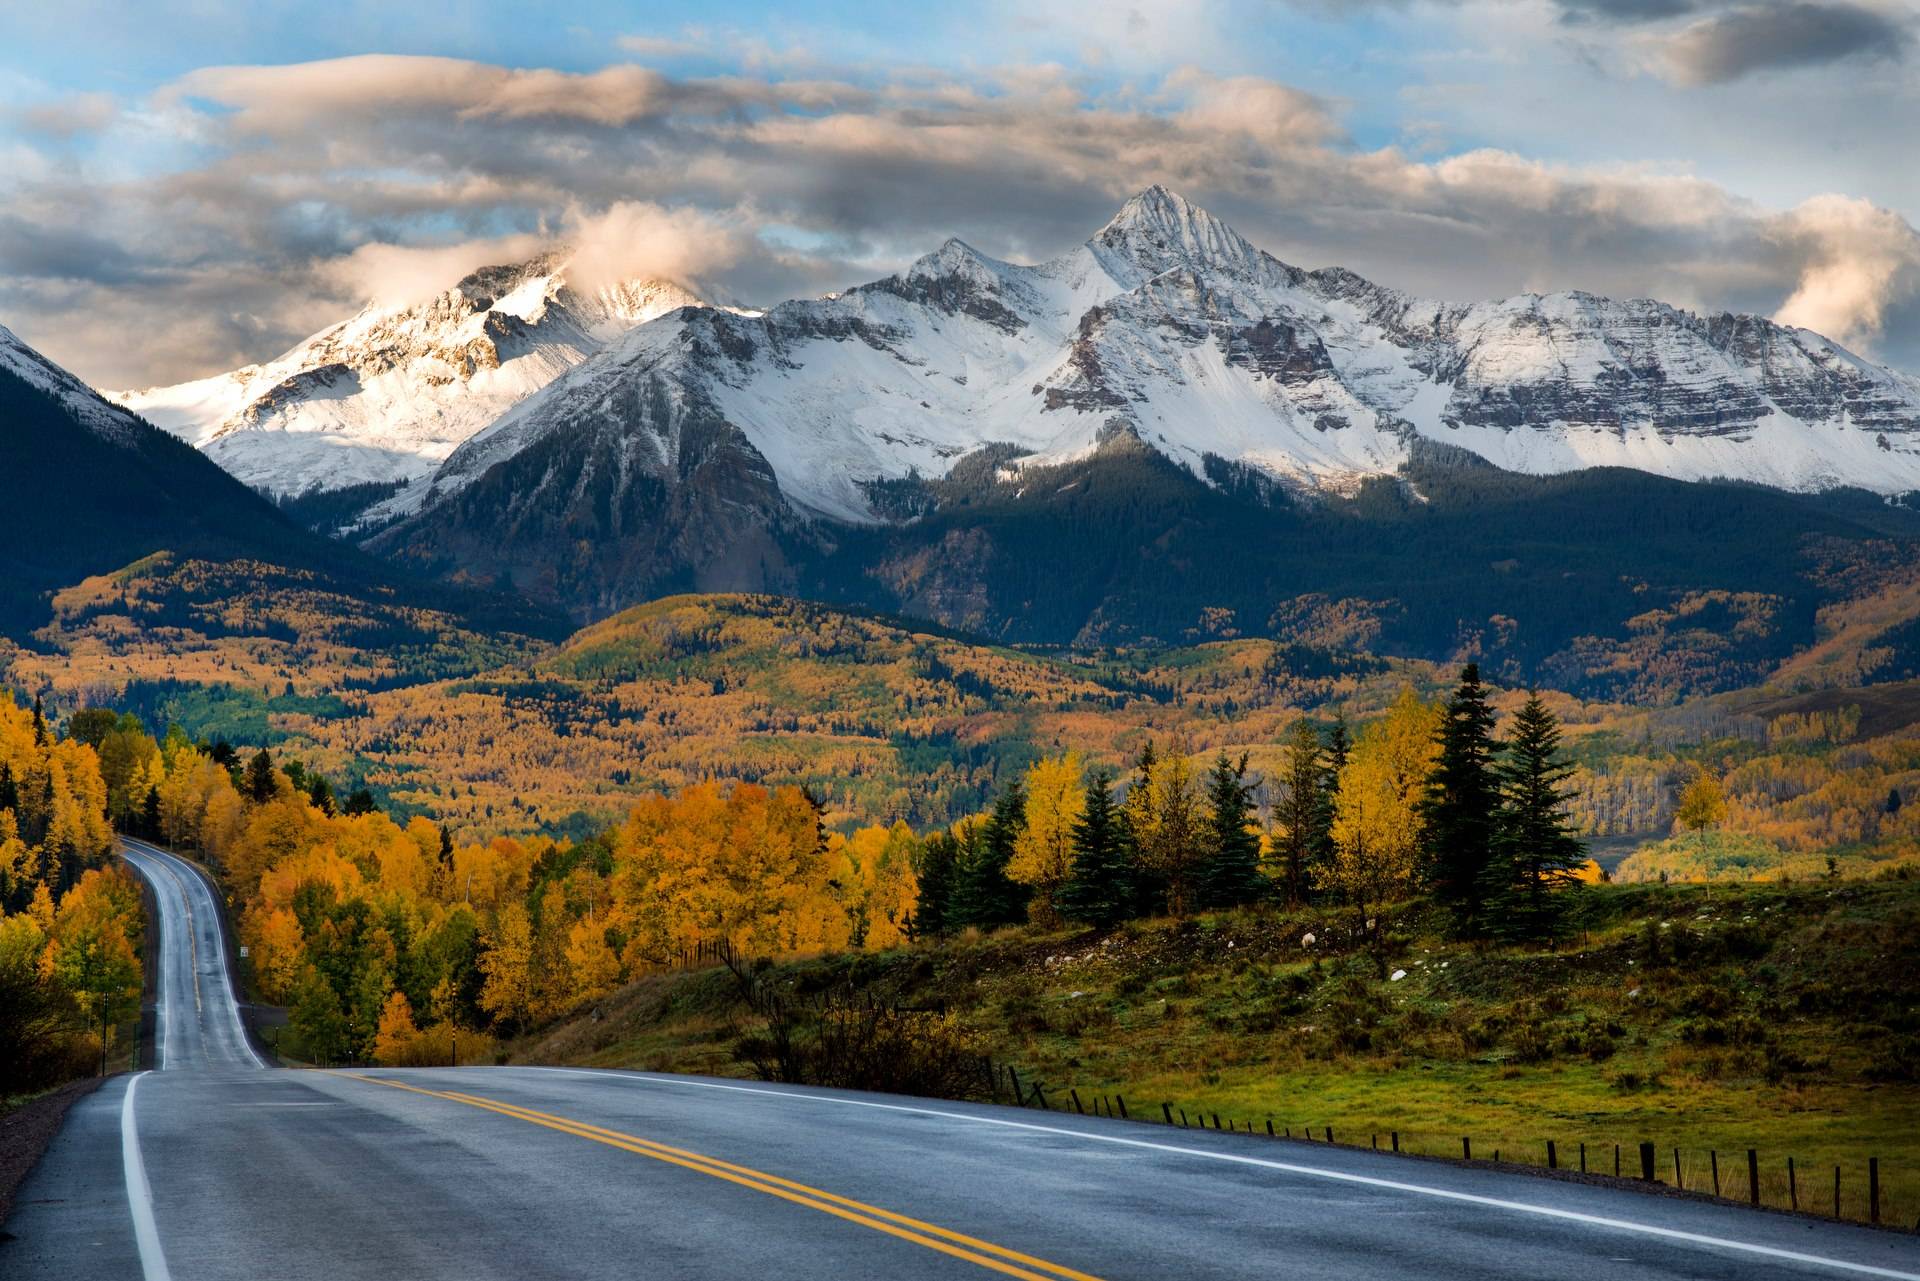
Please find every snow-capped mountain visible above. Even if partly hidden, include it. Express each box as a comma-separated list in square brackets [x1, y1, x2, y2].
[110, 256, 713, 503]
[394, 185, 1920, 545]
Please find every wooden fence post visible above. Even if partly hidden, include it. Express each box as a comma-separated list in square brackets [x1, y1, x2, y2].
[1640, 1143, 1656, 1182]
[1674, 1149, 1684, 1191]
[1834, 1166, 1841, 1219]
[1870, 1157, 1880, 1226]
[1547, 1140, 1557, 1171]
[1180, 1108, 1189, 1128]
[1463, 1137, 1472, 1161]
[1391, 1132, 1400, 1153]
[1748, 1150, 1760, 1207]
[1008, 1066, 1022, 1104]
[1326, 1126, 1334, 1145]
[1614, 1145, 1620, 1178]
[1579, 1142, 1586, 1174]
[1117, 1096, 1129, 1119]
[1267, 1120, 1274, 1137]
[1162, 1102, 1174, 1125]
[1789, 1157, 1798, 1210]
[1710, 1150, 1719, 1198]
[1070, 1089, 1084, 1115]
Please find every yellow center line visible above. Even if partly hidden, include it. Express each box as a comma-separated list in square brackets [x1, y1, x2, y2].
[347, 1074, 1105, 1281]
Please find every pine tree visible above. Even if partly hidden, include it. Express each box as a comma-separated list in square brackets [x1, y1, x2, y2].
[1484, 694, 1586, 944]
[1313, 716, 1350, 890]
[1418, 663, 1501, 935]
[245, 748, 277, 803]
[1195, 752, 1264, 909]
[0, 761, 15, 814]
[1273, 721, 1325, 904]
[438, 825, 455, 870]
[949, 784, 1029, 929]
[1888, 788, 1904, 817]
[31, 694, 46, 747]
[141, 786, 162, 840]
[910, 830, 960, 937]
[1058, 772, 1135, 927]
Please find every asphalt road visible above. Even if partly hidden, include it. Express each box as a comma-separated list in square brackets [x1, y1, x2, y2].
[3, 842, 1917, 1281]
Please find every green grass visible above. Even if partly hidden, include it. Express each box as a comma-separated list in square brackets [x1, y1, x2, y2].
[514, 876, 1920, 1229]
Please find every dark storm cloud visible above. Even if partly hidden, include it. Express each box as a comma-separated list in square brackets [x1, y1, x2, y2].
[1660, 2, 1910, 84]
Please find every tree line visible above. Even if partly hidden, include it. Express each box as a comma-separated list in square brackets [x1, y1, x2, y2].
[913, 665, 1589, 944]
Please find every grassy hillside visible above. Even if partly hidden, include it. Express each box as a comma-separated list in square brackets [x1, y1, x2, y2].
[515, 877, 1920, 1228]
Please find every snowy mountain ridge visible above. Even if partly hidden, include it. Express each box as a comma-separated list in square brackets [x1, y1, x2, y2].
[2, 320, 143, 442]
[390, 185, 1920, 542]
[109, 256, 717, 501]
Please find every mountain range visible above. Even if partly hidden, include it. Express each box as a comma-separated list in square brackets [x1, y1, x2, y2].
[10, 188, 1920, 696]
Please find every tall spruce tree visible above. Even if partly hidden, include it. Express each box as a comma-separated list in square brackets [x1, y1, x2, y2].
[950, 784, 1030, 929]
[1313, 716, 1350, 889]
[1058, 772, 1134, 927]
[1274, 721, 1325, 905]
[1484, 694, 1586, 943]
[245, 748, 278, 803]
[910, 830, 960, 937]
[1195, 752, 1265, 910]
[1418, 663, 1502, 936]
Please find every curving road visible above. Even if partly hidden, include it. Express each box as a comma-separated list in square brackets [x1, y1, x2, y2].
[2, 841, 1917, 1281]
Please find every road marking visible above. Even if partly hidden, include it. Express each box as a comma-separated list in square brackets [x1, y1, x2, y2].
[350, 1074, 1104, 1281]
[120, 1072, 173, 1281]
[522, 1069, 1920, 1281]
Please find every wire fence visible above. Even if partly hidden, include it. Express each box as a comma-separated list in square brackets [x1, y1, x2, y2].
[989, 1064, 1912, 1232]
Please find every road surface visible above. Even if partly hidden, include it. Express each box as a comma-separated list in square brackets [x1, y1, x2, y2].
[3, 838, 1916, 1280]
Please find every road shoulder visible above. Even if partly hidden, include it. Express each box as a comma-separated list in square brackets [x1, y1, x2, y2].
[0, 1077, 106, 1232]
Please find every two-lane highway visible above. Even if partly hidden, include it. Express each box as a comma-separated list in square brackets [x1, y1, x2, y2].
[120, 838, 267, 1072]
[3, 841, 1917, 1280]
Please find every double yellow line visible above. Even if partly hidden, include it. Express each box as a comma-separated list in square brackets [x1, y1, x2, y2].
[351, 1075, 1103, 1281]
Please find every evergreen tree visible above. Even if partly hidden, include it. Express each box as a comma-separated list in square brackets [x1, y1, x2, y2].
[244, 748, 277, 803]
[0, 761, 15, 814]
[306, 774, 336, 816]
[1888, 788, 1905, 817]
[1484, 694, 1586, 943]
[1273, 721, 1325, 905]
[1195, 752, 1264, 909]
[1418, 663, 1501, 935]
[1312, 716, 1350, 889]
[1058, 772, 1135, 927]
[438, 825, 455, 871]
[31, 694, 46, 747]
[910, 830, 960, 937]
[343, 787, 378, 817]
[141, 786, 162, 840]
[949, 784, 1029, 929]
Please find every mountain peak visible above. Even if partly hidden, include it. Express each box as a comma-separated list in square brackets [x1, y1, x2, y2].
[1090, 186, 1266, 282]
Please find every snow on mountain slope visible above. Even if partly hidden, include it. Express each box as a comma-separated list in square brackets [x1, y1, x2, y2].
[110, 258, 712, 500]
[400, 185, 1920, 547]
[2, 321, 142, 441]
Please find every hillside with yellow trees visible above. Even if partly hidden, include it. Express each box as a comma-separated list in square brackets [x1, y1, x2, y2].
[0, 694, 145, 1094]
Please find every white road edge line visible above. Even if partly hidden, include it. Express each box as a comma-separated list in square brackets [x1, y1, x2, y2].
[515, 1068, 1920, 1281]
[121, 1072, 173, 1281]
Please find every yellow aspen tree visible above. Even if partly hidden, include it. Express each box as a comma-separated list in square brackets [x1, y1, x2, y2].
[565, 915, 621, 1001]
[1330, 687, 1441, 918]
[373, 991, 418, 1065]
[1007, 753, 1084, 925]
[478, 901, 533, 1026]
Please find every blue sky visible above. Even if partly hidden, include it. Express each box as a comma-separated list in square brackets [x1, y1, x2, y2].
[2, 0, 1917, 385]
